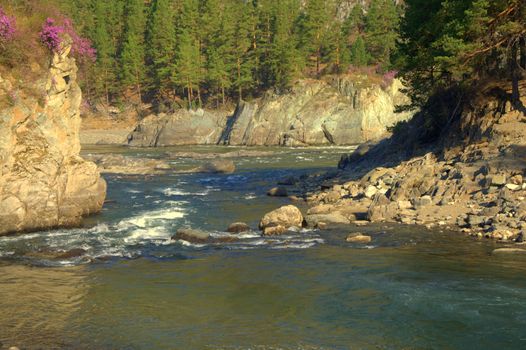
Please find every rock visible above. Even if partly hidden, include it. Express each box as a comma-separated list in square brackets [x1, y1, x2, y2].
[56, 248, 87, 259]
[346, 234, 372, 244]
[492, 248, 526, 255]
[193, 160, 236, 174]
[413, 195, 433, 208]
[267, 187, 288, 197]
[510, 174, 523, 185]
[262, 225, 288, 236]
[278, 176, 298, 186]
[398, 200, 413, 210]
[467, 215, 485, 228]
[173, 228, 210, 243]
[491, 174, 507, 186]
[127, 109, 227, 147]
[305, 213, 350, 227]
[364, 185, 378, 199]
[259, 205, 304, 230]
[85, 154, 171, 175]
[0, 38, 106, 236]
[226, 222, 251, 234]
[129, 78, 413, 147]
[505, 183, 521, 191]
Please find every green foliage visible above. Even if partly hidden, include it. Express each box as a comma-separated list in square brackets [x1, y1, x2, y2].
[54, 0, 403, 107]
[398, 0, 526, 111]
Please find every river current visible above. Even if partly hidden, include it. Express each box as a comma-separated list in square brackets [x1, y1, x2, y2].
[1, 146, 525, 349]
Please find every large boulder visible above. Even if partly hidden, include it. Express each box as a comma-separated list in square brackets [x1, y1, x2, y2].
[127, 109, 227, 147]
[259, 205, 304, 230]
[0, 39, 106, 235]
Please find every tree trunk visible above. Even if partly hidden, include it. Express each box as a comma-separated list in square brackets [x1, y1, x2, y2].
[221, 81, 226, 107]
[510, 43, 520, 103]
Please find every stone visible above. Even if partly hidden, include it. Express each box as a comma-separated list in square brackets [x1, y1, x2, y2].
[0, 39, 106, 236]
[226, 222, 251, 234]
[505, 183, 521, 191]
[364, 185, 378, 199]
[398, 200, 413, 210]
[193, 160, 236, 174]
[346, 234, 372, 244]
[305, 213, 350, 227]
[262, 225, 287, 236]
[85, 154, 171, 175]
[172, 228, 210, 243]
[259, 205, 304, 230]
[510, 174, 523, 185]
[267, 187, 288, 197]
[413, 195, 433, 208]
[491, 174, 507, 186]
[467, 215, 485, 228]
[56, 248, 87, 259]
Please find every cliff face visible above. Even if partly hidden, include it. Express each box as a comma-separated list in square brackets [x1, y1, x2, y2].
[127, 77, 413, 147]
[0, 41, 106, 235]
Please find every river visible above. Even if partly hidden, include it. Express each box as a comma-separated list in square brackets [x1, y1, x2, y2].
[1, 146, 525, 349]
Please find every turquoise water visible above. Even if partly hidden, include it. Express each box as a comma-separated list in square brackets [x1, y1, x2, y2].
[1, 146, 525, 349]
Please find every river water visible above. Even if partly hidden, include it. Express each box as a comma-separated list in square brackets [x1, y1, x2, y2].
[1, 146, 526, 349]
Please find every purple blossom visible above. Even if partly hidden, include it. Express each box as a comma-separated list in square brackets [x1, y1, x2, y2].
[0, 7, 16, 43]
[40, 17, 96, 61]
[39, 18, 64, 52]
[381, 70, 398, 89]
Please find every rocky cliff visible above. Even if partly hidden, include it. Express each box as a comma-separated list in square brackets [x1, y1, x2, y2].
[127, 77, 413, 147]
[0, 39, 106, 235]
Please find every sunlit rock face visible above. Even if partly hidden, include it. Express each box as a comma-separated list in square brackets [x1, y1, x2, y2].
[0, 39, 106, 235]
[128, 77, 413, 147]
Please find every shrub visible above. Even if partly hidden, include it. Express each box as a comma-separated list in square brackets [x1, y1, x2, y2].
[0, 7, 16, 44]
[39, 17, 96, 61]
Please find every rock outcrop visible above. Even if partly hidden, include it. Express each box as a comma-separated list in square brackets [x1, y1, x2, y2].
[0, 39, 106, 235]
[127, 77, 413, 147]
[297, 86, 526, 243]
[127, 109, 227, 147]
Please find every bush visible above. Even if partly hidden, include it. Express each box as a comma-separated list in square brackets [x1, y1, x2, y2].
[0, 7, 16, 44]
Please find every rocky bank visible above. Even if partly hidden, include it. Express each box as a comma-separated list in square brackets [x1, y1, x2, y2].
[290, 87, 526, 244]
[0, 39, 106, 235]
[127, 76, 413, 147]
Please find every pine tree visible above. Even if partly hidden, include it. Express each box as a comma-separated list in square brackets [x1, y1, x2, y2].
[174, 0, 203, 109]
[92, 0, 115, 105]
[350, 36, 369, 67]
[298, 0, 332, 75]
[232, 1, 257, 101]
[203, 0, 234, 106]
[365, 0, 400, 67]
[120, 0, 147, 101]
[146, 0, 177, 100]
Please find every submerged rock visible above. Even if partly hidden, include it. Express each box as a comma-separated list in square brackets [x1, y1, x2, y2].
[84, 154, 171, 175]
[262, 225, 288, 236]
[0, 38, 106, 235]
[492, 248, 526, 255]
[172, 228, 211, 243]
[259, 205, 304, 231]
[346, 234, 372, 244]
[190, 160, 236, 174]
[267, 187, 289, 197]
[226, 222, 251, 234]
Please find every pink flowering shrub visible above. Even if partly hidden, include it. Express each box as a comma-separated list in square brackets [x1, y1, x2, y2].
[0, 7, 16, 44]
[381, 70, 398, 89]
[40, 17, 96, 61]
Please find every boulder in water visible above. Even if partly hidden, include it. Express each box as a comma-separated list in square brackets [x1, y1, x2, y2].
[193, 160, 236, 174]
[259, 205, 304, 230]
[346, 234, 372, 244]
[267, 187, 288, 197]
[226, 222, 251, 234]
[173, 228, 210, 243]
